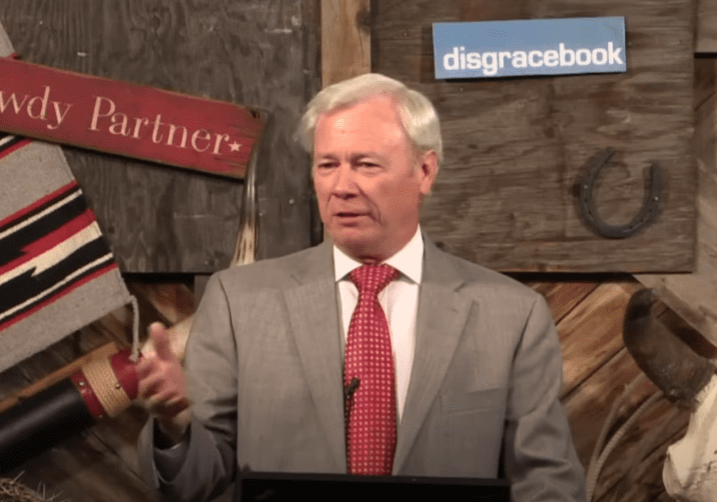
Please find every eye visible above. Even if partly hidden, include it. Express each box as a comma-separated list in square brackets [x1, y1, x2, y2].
[315, 160, 337, 171]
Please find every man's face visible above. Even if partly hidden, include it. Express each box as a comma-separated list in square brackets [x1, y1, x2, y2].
[313, 95, 437, 263]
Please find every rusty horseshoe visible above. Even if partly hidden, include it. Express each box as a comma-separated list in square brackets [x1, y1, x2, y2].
[576, 147, 664, 239]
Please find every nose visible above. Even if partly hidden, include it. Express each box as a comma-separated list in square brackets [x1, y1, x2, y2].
[332, 164, 358, 198]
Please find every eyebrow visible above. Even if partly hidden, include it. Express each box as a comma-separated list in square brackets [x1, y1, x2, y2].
[314, 152, 389, 163]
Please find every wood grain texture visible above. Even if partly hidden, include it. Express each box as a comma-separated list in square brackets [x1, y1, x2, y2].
[372, 0, 696, 272]
[557, 281, 642, 398]
[562, 348, 650, 462]
[127, 280, 195, 325]
[524, 277, 600, 322]
[591, 398, 688, 502]
[4, 424, 159, 502]
[0, 0, 321, 272]
[696, 0, 717, 53]
[636, 57, 717, 345]
[544, 279, 689, 502]
[322, 0, 371, 86]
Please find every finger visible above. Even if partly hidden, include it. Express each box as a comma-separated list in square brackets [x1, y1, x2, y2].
[165, 398, 191, 417]
[138, 368, 189, 401]
[141, 389, 173, 412]
[149, 322, 174, 361]
[158, 394, 191, 414]
[138, 371, 166, 399]
[135, 357, 154, 381]
[145, 392, 190, 418]
[138, 379, 158, 401]
[136, 356, 161, 386]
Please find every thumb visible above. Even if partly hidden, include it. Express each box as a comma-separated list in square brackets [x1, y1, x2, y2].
[149, 322, 174, 361]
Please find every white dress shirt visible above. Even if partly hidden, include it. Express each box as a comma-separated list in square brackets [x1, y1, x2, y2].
[333, 227, 423, 422]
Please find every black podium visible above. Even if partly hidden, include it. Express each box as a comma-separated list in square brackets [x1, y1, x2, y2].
[238, 472, 510, 501]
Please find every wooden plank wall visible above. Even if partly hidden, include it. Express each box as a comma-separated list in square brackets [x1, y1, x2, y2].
[372, 0, 696, 273]
[637, 6, 717, 344]
[322, 0, 370, 87]
[0, 0, 322, 273]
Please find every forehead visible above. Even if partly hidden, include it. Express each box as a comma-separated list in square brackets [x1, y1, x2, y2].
[314, 95, 409, 153]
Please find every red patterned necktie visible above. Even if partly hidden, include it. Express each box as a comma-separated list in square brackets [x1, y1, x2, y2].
[344, 264, 399, 475]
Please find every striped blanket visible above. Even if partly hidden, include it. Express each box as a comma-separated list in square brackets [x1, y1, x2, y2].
[0, 133, 131, 372]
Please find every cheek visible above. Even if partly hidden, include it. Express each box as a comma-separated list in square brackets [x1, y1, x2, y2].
[391, 180, 422, 200]
[375, 184, 420, 218]
[313, 178, 330, 201]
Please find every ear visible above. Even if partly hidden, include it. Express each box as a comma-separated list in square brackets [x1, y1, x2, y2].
[418, 150, 439, 197]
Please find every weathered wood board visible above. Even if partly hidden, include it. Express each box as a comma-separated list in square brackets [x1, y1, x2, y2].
[322, 0, 371, 87]
[0, 0, 322, 273]
[637, 57, 717, 345]
[372, 0, 696, 272]
[697, 0, 717, 53]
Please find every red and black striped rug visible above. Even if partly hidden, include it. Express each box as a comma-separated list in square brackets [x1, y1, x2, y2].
[0, 133, 130, 371]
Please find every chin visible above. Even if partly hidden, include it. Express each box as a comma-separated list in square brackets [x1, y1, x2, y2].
[333, 233, 383, 260]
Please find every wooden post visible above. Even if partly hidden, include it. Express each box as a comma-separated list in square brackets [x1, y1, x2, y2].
[321, 0, 371, 87]
[696, 0, 717, 53]
[635, 38, 717, 345]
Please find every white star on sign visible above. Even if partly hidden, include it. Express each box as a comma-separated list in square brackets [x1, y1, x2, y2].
[228, 141, 242, 152]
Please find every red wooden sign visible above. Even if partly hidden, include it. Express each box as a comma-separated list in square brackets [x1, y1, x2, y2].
[0, 58, 263, 179]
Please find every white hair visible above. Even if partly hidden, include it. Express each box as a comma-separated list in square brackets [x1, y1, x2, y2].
[297, 73, 443, 165]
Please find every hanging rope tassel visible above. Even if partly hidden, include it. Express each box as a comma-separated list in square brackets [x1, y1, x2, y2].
[129, 295, 141, 362]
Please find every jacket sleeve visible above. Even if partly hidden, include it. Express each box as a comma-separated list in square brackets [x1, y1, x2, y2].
[502, 293, 587, 502]
[137, 273, 238, 502]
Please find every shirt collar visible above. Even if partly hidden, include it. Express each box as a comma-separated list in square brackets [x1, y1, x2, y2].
[333, 226, 424, 284]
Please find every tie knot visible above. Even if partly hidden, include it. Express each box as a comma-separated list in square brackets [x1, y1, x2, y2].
[350, 264, 398, 295]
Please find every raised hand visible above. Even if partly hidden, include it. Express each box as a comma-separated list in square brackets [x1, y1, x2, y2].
[137, 322, 192, 444]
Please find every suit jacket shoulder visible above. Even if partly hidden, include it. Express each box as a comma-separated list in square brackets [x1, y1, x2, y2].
[423, 239, 542, 308]
[210, 240, 333, 293]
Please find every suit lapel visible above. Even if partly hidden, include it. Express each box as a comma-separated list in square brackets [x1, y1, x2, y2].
[393, 239, 474, 473]
[282, 241, 347, 470]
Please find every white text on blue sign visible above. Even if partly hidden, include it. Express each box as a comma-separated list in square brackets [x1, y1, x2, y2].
[433, 17, 626, 79]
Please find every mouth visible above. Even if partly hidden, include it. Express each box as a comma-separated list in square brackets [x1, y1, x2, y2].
[333, 211, 369, 223]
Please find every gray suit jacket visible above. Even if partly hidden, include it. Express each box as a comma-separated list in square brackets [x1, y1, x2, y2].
[139, 238, 586, 501]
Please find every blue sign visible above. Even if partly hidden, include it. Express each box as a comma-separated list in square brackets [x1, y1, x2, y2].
[433, 17, 626, 79]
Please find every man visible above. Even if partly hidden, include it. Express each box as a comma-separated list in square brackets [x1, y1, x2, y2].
[137, 73, 586, 501]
